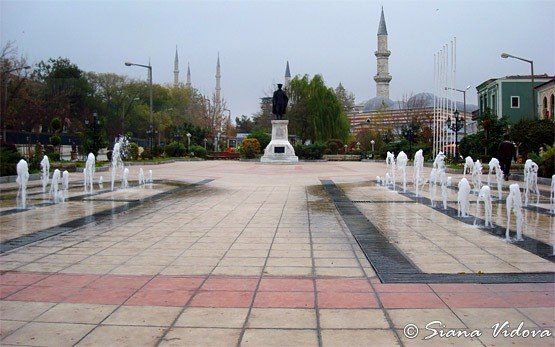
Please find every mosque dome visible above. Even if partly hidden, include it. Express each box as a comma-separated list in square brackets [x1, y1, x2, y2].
[406, 92, 435, 109]
[363, 96, 396, 112]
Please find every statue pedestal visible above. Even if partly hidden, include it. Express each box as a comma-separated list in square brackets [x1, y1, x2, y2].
[260, 120, 298, 164]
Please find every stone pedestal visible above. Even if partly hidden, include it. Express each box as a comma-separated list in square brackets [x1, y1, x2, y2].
[260, 120, 298, 164]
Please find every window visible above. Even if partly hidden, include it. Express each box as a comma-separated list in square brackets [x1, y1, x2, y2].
[511, 96, 520, 108]
[492, 94, 496, 113]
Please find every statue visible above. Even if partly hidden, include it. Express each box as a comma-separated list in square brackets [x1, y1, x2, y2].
[272, 84, 289, 120]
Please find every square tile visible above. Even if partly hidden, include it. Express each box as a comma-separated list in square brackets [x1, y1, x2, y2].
[0, 301, 55, 321]
[143, 276, 204, 291]
[126, 289, 193, 307]
[0, 272, 49, 286]
[201, 277, 258, 291]
[519, 307, 555, 328]
[35, 273, 99, 287]
[76, 325, 165, 346]
[319, 308, 389, 328]
[159, 327, 241, 347]
[66, 287, 136, 305]
[87, 275, 152, 290]
[437, 292, 510, 308]
[0, 285, 25, 299]
[454, 308, 539, 329]
[254, 291, 314, 308]
[318, 292, 378, 309]
[321, 329, 398, 347]
[104, 305, 181, 326]
[388, 308, 467, 329]
[496, 291, 555, 308]
[190, 291, 254, 308]
[316, 278, 372, 292]
[241, 329, 318, 347]
[7, 285, 80, 302]
[35, 303, 116, 324]
[175, 307, 249, 328]
[0, 319, 26, 338]
[247, 308, 317, 328]
[2, 322, 95, 347]
[258, 278, 314, 292]
[378, 292, 446, 309]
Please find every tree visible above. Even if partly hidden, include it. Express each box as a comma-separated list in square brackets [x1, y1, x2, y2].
[509, 119, 555, 157]
[334, 83, 355, 112]
[235, 115, 254, 133]
[288, 74, 350, 144]
[458, 108, 508, 160]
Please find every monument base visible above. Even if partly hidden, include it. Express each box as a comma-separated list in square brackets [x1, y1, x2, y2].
[260, 120, 298, 164]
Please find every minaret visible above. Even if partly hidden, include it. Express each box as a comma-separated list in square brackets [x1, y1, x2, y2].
[374, 7, 392, 98]
[186, 63, 191, 87]
[173, 46, 179, 88]
[284, 61, 291, 87]
[215, 53, 221, 106]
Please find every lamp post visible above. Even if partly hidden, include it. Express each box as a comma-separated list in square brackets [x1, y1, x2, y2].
[121, 96, 139, 136]
[186, 132, 191, 152]
[445, 86, 470, 137]
[125, 61, 153, 150]
[1, 65, 31, 141]
[501, 53, 535, 118]
[447, 110, 464, 161]
[370, 140, 375, 158]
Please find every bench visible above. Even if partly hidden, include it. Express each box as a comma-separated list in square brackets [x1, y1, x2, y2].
[207, 152, 241, 160]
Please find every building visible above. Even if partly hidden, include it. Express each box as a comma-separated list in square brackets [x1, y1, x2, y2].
[536, 78, 554, 120]
[475, 74, 553, 123]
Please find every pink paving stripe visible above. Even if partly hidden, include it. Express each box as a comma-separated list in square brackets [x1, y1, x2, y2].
[0, 271, 553, 309]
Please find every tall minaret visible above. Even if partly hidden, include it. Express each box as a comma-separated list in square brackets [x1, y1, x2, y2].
[186, 63, 191, 87]
[215, 53, 221, 105]
[374, 7, 392, 98]
[284, 61, 291, 87]
[173, 46, 179, 88]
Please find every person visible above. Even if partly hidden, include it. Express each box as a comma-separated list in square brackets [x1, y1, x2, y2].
[272, 84, 289, 120]
[498, 134, 516, 181]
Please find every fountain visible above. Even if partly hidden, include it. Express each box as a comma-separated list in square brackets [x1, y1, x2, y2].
[122, 168, 129, 188]
[110, 137, 127, 191]
[524, 159, 539, 206]
[457, 178, 471, 217]
[138, 168, 145, 185]
[475, 185, 493, 228]
[84, 153, 95, 194]
[16, 159, 29, 209]
[40, 155, 50, 193]
[413, 149, 424, 197]
[148, 170, 153, 184]
[471, 160, 483, 193]
[506, 183, 524, 241]
[396, 151, 408, 192]
[50, 169, 63, 203]
[62, 170, 69, 201]
[385, 151, 396, 189]
[487, 157, 503, 200]
[463, 156, 473, 177]
[428, 152, 446, 208]
[98, 176, 104, 189]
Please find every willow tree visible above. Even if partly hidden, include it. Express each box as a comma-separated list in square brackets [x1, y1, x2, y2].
[287, 74, 350, 144]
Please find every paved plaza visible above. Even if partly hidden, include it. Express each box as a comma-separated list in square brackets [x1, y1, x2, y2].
[0, 160, 554, 346]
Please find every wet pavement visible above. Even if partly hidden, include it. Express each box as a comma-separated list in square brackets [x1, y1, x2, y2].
[0, 161, 553, 346]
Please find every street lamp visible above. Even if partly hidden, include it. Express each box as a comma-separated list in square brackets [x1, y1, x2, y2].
[121, 96, 139, 136]
[125, 61, 153, 150]
[1, 65, 31, 141]
[501, 53, 535, 118]
[447, 110, 464, 161]
[445, 85, 470, 137]
[85, 112, 101, 156]
[370, 139, 375, 158]
[186, 132, 191, 151]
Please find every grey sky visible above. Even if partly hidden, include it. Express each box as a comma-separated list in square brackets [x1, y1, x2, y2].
[2, 0, 554, 117]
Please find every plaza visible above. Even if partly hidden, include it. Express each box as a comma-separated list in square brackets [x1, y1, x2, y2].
[0, 160, 553, 346]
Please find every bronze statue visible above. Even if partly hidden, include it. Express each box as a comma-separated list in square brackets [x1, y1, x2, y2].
[272, 84, 289, 120]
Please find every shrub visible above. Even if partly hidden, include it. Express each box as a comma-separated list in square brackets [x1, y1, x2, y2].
[152, 145, 164, 157]
[240, 138, 260, 159]
[164, 141, 187, 157]
[0, 142, 22, 176]
[126, 142, 139, 161]
[190, 145, 207, 158]
[247, 130, 271, 153]
[141, 148, 153, 160]
[294, 143, 326, 160]
[47, 152, 60, 162]
[538, 145, 555, 178]
[326, 139, 343, 155]
[49, 135, 61, 147]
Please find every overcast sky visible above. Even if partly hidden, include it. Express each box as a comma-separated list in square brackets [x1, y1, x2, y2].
[2, 0, 554, 117]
